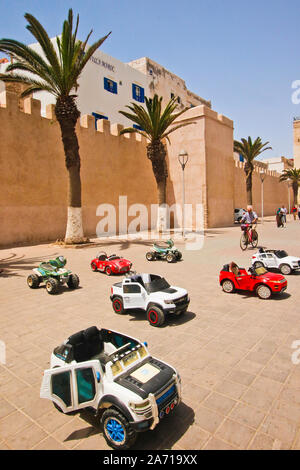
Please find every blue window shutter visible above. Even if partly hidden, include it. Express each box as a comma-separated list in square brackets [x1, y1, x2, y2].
[133, 124, 143, 131]
[239, 153, 244, 162]
[140, 86, 144, 103]
[132, 84, 144, 102]
[104, 77, 117, 94]
[92, 112, 108, 129]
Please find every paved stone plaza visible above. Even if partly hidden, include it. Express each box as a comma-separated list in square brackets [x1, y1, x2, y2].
[0, 217, 300, 450]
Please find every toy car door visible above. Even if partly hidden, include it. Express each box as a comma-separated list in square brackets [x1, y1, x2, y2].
[40, 360, 102, 413]
[123, 283, 146, 309]
[234, 270, 250, 290]
[264, 254, 276, 269]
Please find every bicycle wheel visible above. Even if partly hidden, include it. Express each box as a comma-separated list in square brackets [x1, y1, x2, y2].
[251, 230, 258, 248]
[240, 233, 248, 250]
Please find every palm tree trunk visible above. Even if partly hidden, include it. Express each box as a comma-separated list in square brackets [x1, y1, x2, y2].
[147, 140, 168, 232]
[55, 96, 84, 243]
[293, 181, 299, 206]
[245, 165, 253, 205]
[157, 180, 166, 205]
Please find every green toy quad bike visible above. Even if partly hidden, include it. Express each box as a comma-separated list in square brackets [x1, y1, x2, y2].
[27, 256, 79, 295]
[146, 239, 182, 263]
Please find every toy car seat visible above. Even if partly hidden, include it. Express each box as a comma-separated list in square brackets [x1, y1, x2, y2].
[230, 262, 240, 276]
[97, 252, 107, 261]
[222, 264, 230, 272]
[67, 330, 87, 362]
[83, 326, 103, 358]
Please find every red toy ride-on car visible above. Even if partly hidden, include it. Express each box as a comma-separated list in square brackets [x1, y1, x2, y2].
[91, 252, 132, 276]
[219, 262, 287, 299]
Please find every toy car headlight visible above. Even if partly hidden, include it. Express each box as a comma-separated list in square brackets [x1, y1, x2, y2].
[129, 399, 150, 411]
[164, 299, 174, 304]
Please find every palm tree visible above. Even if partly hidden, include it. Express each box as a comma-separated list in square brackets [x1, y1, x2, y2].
[234, 137, 272, 205]
[279, 168, 300, 206]
[0, 10, 111, 243]
[119, 94, 193, 229]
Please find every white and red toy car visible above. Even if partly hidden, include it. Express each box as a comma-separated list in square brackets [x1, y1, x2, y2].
[110, 273, 190, 327]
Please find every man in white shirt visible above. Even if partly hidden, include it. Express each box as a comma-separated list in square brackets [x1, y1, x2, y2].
[281, 205, 287, 223]
[241, 205, 258, 225]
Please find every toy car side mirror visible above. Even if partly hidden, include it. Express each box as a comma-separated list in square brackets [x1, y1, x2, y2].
[96, 372, 101, 383]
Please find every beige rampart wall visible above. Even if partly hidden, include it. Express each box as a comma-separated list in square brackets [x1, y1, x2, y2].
[233, 161, 291, 215]
[166, 106, 235, 228]
[0, 87, 292, 246]
[0, 90, 157, 246]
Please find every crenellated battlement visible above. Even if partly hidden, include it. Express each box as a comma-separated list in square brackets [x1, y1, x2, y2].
[0, 88, 148, 143]
[234, 158, 281, 178]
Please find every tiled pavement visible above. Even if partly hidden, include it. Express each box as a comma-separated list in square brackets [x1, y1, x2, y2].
[1, 217, 300, 450]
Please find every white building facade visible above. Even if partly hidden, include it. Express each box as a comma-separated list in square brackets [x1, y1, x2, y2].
[0, 41, 210, 129]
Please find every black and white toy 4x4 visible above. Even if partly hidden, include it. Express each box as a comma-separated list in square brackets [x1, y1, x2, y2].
[40, 326, 181, 450]
[252, 248, 300, 275]
[110, 273, 190, 327]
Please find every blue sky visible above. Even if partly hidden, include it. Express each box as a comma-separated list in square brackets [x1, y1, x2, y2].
[0, 0, 299, 159]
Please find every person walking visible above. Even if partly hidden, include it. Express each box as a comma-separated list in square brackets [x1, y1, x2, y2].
[292, 205, 297, 220]
[281, 205, 287, 224]
[276, 207, 284, 228]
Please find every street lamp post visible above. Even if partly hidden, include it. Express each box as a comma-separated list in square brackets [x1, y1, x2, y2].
[287, 178, 291, 220]
[178, 150, 189, 238]
[259, 169, 266, 223]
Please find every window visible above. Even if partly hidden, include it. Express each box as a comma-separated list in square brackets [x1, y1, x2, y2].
[76, 368, 96, 404]
[51, 371, 72, 407]
[133, 124, 144, 131]
[92, 112, 108, 130]
[123, 284, 141, 294]
[177, 96, 181, 104]
[104, 77, 117, 94]
[171, 93, 175, 99]
[132, 84, 144, 103]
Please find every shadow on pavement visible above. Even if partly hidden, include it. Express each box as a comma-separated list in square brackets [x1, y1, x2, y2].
[0, 252, 59, 277]
[74, 401, 195, 450]
[126, 310, 196, 327]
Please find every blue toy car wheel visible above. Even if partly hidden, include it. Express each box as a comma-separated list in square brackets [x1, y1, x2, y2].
[101, 409, 137, 449]
[105, 418, 125, 444]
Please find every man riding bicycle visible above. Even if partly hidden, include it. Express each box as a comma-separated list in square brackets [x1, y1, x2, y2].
[240, 205, 258, 225]
[240, 205, 258, 250]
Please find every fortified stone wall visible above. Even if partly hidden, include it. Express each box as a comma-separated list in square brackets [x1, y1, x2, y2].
[0, 89, 157, 246]
[234, 161, 291, 216]
[0, 86, 292, 247]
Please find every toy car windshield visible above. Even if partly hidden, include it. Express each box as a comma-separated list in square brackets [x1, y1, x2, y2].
[108, 255, 120, 260]
[274, 250, 288, 258]
[145, 277, 171, 293]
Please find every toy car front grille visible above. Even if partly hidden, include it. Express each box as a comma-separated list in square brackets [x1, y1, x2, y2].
[155, 383, 177, 411]
[173, 295, 188, 305]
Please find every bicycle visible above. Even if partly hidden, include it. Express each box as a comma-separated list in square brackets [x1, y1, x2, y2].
[240, 223, 258, 250]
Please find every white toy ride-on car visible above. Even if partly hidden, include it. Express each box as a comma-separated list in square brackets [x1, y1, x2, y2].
[252, 248, 300, 275]
[110, 273, 190, 327]
[40, 326, 181, 450]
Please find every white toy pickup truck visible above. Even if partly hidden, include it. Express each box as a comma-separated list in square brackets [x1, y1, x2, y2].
[252, 248, 300, 275]
[40, 326, 181, 450]
[110, 273, 190, 327]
